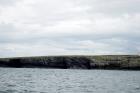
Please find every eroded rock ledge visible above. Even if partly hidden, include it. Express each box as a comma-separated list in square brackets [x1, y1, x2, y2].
[0, 55, 140, 70]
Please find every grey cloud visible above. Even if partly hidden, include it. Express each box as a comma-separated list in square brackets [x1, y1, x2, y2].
[0, 23, 17, 43]
[0, 23, 16, 32]
[0, 0, 19, 6]
[73, 0, 140, 15]
[0, 0, 140, 57]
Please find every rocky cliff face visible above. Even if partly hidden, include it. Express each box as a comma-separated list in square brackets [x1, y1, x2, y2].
[0, 55, 140, 70]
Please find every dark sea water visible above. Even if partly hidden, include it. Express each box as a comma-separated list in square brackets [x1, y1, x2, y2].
[0, 68, 140, 93]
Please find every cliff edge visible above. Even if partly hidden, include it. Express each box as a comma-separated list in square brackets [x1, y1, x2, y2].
[0, 55, 140, 70]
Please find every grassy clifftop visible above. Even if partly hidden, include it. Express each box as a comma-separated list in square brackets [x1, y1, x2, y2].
[0, 55, 140, 70]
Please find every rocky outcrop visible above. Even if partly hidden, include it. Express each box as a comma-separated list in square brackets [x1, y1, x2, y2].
[0, 55, 140, 70]
[63, 57, 91, 69]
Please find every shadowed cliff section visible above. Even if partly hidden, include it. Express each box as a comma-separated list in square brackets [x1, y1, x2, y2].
[0, 55, 140, 70]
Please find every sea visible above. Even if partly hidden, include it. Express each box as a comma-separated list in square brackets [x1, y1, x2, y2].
[0, 68, 140, 93]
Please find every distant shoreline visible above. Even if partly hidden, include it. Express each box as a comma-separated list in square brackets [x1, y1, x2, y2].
[0, 55, 140, 70]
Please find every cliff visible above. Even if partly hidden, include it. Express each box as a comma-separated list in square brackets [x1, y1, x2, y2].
[0, 55, 140, 70]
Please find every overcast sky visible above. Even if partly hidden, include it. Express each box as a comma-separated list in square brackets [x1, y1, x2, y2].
[0, 0, 140, 57]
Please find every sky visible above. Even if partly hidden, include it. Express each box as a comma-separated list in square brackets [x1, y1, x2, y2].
[0, 0, 140, 57]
